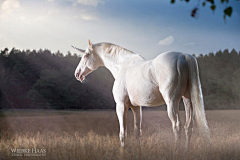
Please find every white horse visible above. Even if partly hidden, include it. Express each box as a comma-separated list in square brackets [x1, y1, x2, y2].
[72, 40, 210, 151]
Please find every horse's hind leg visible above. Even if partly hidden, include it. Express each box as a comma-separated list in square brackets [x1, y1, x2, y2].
[130, 106, 142, 143]
[164, 96, 181, 153]
[182, 96, 193, 152]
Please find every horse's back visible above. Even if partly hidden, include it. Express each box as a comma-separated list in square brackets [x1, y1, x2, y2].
[153, 51, 188, 71]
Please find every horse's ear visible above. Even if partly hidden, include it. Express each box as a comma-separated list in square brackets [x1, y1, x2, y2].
[88, 39, 93, 50]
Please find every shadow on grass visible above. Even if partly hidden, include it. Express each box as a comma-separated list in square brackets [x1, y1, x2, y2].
[0, 110, 5, 140]
[0, 110, 5, 117]
[0, 109, 75, 117]
[0, 110, 12, 141]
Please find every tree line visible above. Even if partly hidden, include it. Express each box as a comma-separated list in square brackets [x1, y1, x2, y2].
[197, 49, 240, 109]
[0, 48, 239, 110]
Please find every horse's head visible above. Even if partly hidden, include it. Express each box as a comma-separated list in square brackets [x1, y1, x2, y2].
[73, 40, 102, 82]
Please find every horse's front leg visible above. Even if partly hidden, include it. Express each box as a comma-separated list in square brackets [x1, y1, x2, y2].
[130, 106, 142, 144]
[116, 103, 128, 148]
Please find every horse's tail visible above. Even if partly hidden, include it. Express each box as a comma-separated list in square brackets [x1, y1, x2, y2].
[185, 54, 210, 139]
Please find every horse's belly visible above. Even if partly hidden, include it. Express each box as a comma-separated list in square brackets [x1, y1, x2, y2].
[128, 84, 165, 107]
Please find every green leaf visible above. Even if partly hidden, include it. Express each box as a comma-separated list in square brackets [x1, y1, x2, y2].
[224, 7, 232, 17]
[171, 0, 175, 3]
[206, 0, 214, 4]
[211, 5, 216, 11]
[202, 2, 206, 6]
[221, 0, 229, 3]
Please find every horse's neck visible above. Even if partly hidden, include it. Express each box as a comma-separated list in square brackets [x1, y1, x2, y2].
[98, 50, 144, 79]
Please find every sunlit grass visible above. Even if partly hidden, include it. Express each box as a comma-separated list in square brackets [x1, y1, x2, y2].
[0, 110, 240, 159]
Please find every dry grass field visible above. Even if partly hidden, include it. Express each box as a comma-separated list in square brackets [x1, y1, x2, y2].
[0, 109, 240, 160]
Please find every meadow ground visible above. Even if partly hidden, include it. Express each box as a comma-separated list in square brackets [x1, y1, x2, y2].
[0, 109, 240, 160]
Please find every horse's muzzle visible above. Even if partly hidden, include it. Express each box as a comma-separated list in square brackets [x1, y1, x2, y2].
[75, 69, 85, 82]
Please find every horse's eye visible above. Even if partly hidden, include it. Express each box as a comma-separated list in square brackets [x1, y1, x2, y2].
[84, 54, 89, 59]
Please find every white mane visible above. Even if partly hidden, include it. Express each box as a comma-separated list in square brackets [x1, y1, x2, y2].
[97, 43, 135, 57]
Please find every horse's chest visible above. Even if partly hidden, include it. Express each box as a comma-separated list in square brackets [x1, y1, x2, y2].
[126, 80, 165, 107]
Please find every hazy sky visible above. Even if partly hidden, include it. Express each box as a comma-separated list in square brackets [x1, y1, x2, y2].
[0, 0, 239, 59]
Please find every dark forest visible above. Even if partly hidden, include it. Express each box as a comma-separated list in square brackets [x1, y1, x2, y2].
[0, 48, 239, 110]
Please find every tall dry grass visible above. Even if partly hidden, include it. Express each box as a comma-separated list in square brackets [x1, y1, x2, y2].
[0, 110, 240, 160]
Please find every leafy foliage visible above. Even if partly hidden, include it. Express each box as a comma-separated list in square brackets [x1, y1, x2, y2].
[171, 0, 237, 21]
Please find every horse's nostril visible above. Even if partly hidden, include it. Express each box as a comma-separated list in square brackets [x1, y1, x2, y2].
[75, 69, 81, 78]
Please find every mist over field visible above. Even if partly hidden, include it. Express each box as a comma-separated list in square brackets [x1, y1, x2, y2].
[0, 110, 240, 159]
